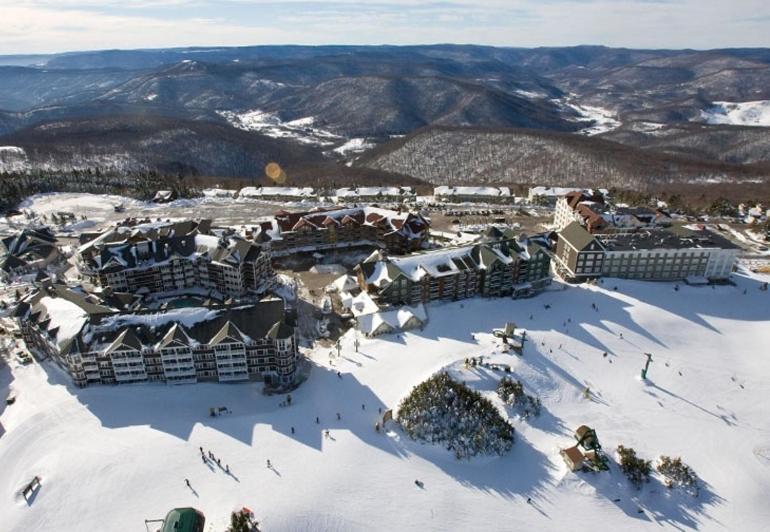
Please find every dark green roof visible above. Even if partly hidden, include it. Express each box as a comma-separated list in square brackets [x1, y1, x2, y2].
[559, 222, 598, 251]
[161, 507, 205, 532]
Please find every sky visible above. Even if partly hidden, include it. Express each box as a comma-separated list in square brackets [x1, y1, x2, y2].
[1, 0, 770, 55]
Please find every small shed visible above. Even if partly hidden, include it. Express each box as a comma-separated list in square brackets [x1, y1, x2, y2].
[560, 445, 585, 472]
[574, 425, 601, 451]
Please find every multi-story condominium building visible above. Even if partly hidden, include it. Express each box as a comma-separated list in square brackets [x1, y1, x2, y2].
[553, 222, 607, 280]
[334, 187, 415, 203]
[434, 186, 512, 203]
[238, 186, 317, 202]
[355, 231, 551, 305]
[1, 227, 61, 280]
[15, 283, 299, 388]
[77, 219, 273, 298]
[553, 191, 671, 233]
[555, 221, 738, 282]
[527, 186, 588, 206]
[246, 207, 430, 256]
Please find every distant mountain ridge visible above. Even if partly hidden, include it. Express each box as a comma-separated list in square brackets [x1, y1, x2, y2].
[0, 44, 769, 187]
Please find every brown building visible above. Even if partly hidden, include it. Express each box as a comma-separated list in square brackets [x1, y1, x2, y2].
[246, 207, 430, 256]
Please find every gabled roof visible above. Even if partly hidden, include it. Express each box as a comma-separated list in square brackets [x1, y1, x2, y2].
[105, 328, 143, 354]
[559, 222, 600, 251]
[159, 323, 192, 348]
[209, 321, 247, 345]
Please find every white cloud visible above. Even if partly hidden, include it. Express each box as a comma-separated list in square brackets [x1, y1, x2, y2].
[0, 1, 769, 54]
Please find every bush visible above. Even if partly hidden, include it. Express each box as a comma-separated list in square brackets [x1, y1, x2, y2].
[398, 372, 514, 459]
[657, 455, 698, 493]
[496, 376, 541, 417]
[617, 445, 652, 488]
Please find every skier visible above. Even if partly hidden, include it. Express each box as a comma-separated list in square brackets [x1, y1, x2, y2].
[324, 430, 330, 438]
[337, 371, 342, 379]
[361, 404, 365, 410]
[266, 459, 271, 468]
[526, 497, 532, 504]
[226, 464, 230, 474]
[291, 426, 295, 434]
[336, 412, 341, 420]
[316, 416, 320, 424]
[185, 478, 190, 487]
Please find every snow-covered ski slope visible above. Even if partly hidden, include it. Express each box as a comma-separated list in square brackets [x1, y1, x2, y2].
[2, 274, 770, 531]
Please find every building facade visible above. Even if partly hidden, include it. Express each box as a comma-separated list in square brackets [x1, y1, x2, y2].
[555, 222, 738, 282]
[355, 231, 552, 305]
[77, 219, 273, 298]
[553, 191, 671, 233]
[248, 207, 430, 256]
[16, 284, 299, 388]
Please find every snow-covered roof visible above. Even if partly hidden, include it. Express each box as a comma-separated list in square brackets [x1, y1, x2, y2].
[434, 186, 511, 197]
[528, 186, 584, 198]
[330, 274, 359, 294]
[357, 304, 427, 336]
[37, 296, 89, 350]
[335, 187, 414, 198]
[202, 188, 237, 198]
[239, 186, 316, 198]
[341, 291, 380, 317]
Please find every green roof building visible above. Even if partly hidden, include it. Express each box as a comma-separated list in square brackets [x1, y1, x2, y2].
[160, 507, 205, 532]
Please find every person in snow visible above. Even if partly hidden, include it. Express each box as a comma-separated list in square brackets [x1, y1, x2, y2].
[226, 464, 230, 474]
[336, 412, 341, 420]
[361, 404, 365, 410]
[185, 479, 190, 487]
[316, 416, 320, 424]
[291, 426, 295, 434]
[266, 459, 271, 468]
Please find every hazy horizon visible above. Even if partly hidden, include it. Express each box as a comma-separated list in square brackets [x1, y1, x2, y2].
[2, 1, 770, 55]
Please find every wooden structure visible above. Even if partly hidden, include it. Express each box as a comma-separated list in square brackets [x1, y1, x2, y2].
[574, 425, 601, 451]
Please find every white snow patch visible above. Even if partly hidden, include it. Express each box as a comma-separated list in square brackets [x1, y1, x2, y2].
[567, 102, 622, 135]
[38, 296, 88, 349]
[332, 138, 374, 156]
[701, 100, 770, 127]
[217, 109, 342, 146]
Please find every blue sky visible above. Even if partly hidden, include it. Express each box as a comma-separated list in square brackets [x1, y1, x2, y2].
[2, 1, 770, 54]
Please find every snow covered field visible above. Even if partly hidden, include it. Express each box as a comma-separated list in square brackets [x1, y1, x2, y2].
[701, 100, 770, 127]
[218, 109, 342, 146]
[2, 193, 323, 235]
[2, 275, 770, 531]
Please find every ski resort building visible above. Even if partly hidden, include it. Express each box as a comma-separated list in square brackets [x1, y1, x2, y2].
[15, 283, 299, 388]
[238, 186, 317, 201]
[527, 186, 587, 205]
[555, 222, 739, 282]
[553, 191, 671, 233]
[0, 227, 61, 280]
[76, 219, 273, 298]
[355, 230, 551, 305]
[245, 207, 430, 256]
[434, 186, 512, 203]
[334, 187, 415, 203]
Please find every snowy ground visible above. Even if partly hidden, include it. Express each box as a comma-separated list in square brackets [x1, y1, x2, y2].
[700, 100, 770, 127]
[217, 109, 342, 146]
[2, 274, 770, 531]
[1, 193, 324, 236]
[559, 99, 622, 135]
